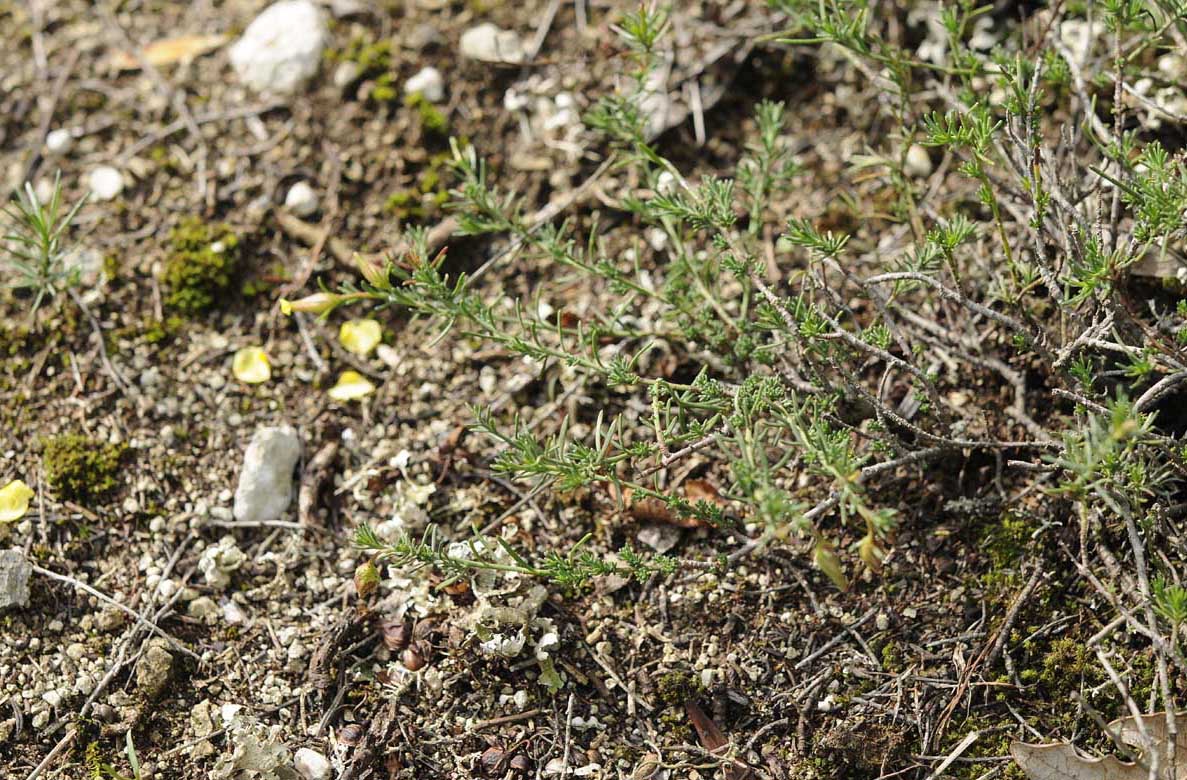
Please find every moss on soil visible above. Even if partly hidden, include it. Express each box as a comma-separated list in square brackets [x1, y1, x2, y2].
[42, 433, 127, 503]
[162, 217, 240, 315]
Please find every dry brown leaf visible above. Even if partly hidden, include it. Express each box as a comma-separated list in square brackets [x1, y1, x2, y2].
[685, 700, 753, 780]
[1011, 712, 1187, 780]
[611, 478, 726, 528]
[110, 34, 227, 70]
[684, 478, 726, 507]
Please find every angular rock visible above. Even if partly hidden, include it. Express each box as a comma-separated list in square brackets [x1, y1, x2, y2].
[135, 638, 173, 699]
[233, 425, 301, 524]
[0, 549, 31, 610]
[229, 0, 327, 94]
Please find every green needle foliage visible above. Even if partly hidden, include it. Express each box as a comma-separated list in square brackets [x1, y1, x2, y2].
[2, 173, 87, 317]
[309, 2, 1187, 597]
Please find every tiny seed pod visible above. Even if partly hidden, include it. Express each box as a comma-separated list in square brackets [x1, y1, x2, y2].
[401, 642, 427, 671]
[354, 560, 380, 599]
[480, 746, 507, 774]
[91, 703, 118, 723]
[381, 619, 411, 651]
[443, 579, 471, 598]
[337, 723, 364, 746]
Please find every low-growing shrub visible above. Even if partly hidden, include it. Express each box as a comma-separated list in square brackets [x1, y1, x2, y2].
[294, 5, 1187, 604]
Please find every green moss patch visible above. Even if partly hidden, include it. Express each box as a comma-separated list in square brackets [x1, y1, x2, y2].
[163, 217, 241, 315]
[42, 433, 127, 503]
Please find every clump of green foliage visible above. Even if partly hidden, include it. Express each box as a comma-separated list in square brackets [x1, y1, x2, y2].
[42, 433, 126, 503]
[310, 8, 1187, 733]
[163, 217, 240, 315]
[1, 173, 86, 316]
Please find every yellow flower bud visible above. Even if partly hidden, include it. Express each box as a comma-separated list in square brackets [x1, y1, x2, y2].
[278, 292, 340, 316]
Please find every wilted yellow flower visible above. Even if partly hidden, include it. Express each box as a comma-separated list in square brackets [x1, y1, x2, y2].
[339, 319, 382, 356]
[813, 539, 848, 591]
[0, 479, 34, 523]
[328, 370, 376, 401]
[232, 347, 272, 384]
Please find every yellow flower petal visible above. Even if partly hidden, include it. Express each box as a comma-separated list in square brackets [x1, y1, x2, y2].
[328, 370, 376, 401]
[232, 347, 272, 384]
[339, 319, 382, 356]
[279, 299, 294, 316]
[0, 479, 35, 523]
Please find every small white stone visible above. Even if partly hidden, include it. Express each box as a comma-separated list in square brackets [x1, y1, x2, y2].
[65, 643, 87, 661]
[34, 178, 55, 204]
[158, 579, 179, 599]
[222, 599, 247, 625]
[229, 0, 328, 94]
[234, 426, 301, 524]
[376, 344, 401, 369]
[43, 690, 62, 707]
[220, 703, 243, 725]
[294, 747, 331, 780]
[333, 60, 361, 89]
[405, 66, 444, 102]
[284, 181, 319, 217]
[459, 23, 525, 64]
[904, 145, 933, 178]
[87, 166, 125, 201]
[45, 128, 73, 155]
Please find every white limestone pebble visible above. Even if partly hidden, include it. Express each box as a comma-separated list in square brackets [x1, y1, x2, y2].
[45, 128, 73, 154]
[87, 166, 125, 201]
[233, 425, 301, 524]
[460, 23, 525, 64]
[294, 747, 331, 780]
[405, 66, 444, 102]
[904, 144, 933, 178]
[284, 181, 319, 217]
[229, 0, 328, 94]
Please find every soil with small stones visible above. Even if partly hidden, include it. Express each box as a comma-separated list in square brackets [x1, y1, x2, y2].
[0, 2, 1132, 779]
